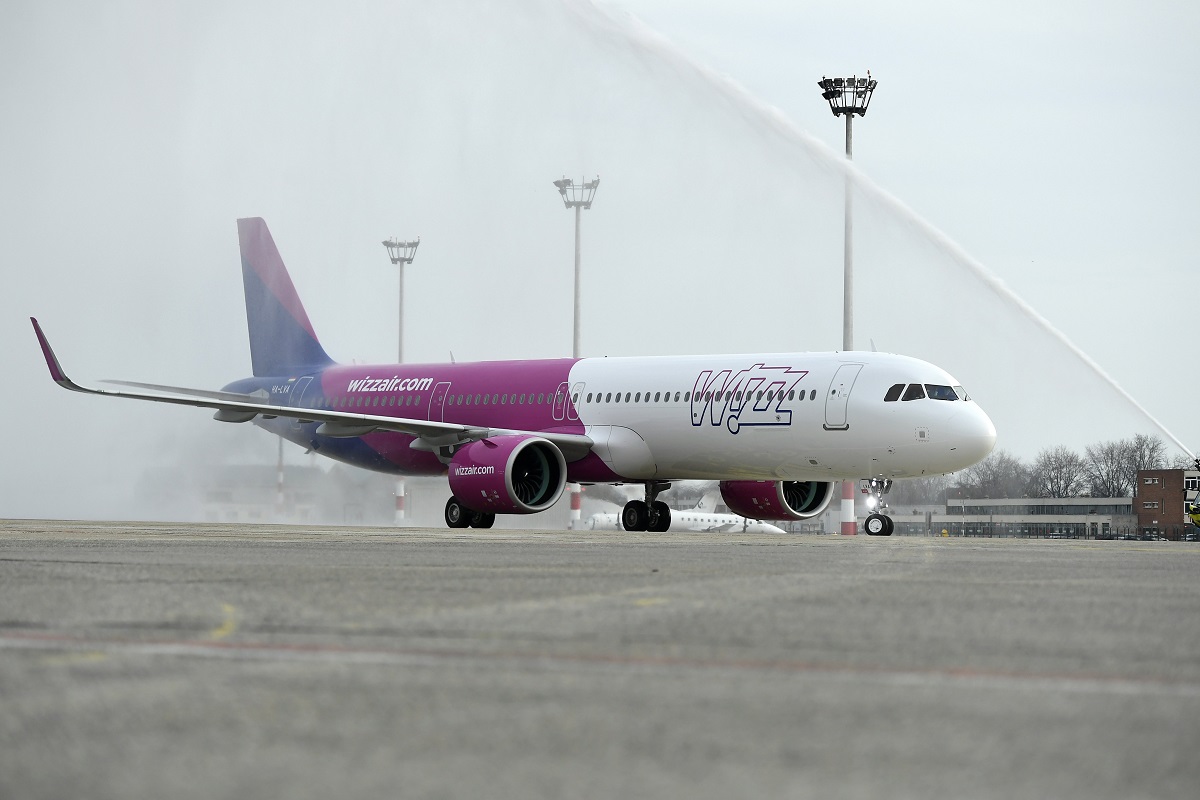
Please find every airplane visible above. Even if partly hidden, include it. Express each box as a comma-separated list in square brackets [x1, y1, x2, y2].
[31, 217, 997, 534]
[587, 511, 786, 535]
[589, 486, 787, 533]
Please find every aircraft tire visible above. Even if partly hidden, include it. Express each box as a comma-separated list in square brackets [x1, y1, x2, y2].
[622, 500, 650, 531]
[864, 513, 888, 536]
[648, 501, 672, 532]
[882, 516, 894, 536]
[445, 496, 472, 529]
[470, 511, 496, 529]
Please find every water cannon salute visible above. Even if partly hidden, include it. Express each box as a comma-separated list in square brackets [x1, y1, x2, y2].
[33, 217, 996, 533]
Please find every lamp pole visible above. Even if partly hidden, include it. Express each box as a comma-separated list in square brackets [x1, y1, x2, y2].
[818, 72, 877, 536]
[553, 176, 599, 530]
[382, 235, 420, 524]
[552, 176, 600, 359]
[382, 237, 421, 363]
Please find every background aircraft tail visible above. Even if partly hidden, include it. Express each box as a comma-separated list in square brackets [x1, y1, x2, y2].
[237, 217, 334, 377]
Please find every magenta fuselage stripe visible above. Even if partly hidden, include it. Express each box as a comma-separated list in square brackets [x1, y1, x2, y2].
[319, 359, 585, 436]
[237, 218, 321, 341]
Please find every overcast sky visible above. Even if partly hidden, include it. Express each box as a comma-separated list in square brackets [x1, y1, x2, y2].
[2, 0, 1197, 519]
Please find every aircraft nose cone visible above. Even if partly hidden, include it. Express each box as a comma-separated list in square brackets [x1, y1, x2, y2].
[958, 405, 997, 466]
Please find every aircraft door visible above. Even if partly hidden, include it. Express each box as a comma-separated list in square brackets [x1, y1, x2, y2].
[428, 381, 451, 422]
[291, 375, 314, 408]
[552, 382, 569, 421]
[823, 364, 863, 431]
[566, 382, 585, 421]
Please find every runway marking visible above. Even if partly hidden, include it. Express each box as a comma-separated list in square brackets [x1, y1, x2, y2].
[208, 604, 238, 641]
[633, 598, 668, 607]
[3, 630, 1199, 700]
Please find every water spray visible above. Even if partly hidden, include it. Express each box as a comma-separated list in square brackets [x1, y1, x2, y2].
[565, 0, 1195, 461]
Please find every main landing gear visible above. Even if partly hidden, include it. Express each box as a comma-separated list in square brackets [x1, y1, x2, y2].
[621, 481, 672, 532]
[862, 478, 894, 536]
[444, 496, 496, 529]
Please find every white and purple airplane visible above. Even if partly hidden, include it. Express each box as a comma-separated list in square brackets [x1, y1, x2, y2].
[32, 218, 996, 534]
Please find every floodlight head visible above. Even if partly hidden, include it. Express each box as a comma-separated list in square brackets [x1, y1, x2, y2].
[382, 236, 420, 265]
[817, 72, 877, 117]
[553, 175, 601, 209]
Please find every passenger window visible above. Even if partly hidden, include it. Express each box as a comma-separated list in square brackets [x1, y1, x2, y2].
[675, 392, 681, 402]
[635, 392, 641, 402]
[587, 393, 593, 403]
[884, 384, 905, 402]
[685, 392, 691, 401]
[654, 392, 661, 402]
[624, 392, 631, 402]
[902, 384, 926, 401]
[810, 390, 816, 401]
[615, 393, 622, 403]
[501, 394, 507, 405]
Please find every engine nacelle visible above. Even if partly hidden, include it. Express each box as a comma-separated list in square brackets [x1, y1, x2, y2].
[448, 435, 567, 514]
[719, 480, 835, 521]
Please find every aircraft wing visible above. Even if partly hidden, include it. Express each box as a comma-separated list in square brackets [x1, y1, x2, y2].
[32, 318, 593, 460]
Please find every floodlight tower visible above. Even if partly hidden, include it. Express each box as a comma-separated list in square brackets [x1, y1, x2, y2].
[552, 176, 600, 359]
[382, 236, 421, 363]
[818, 72, 877, 536]
[382, 235, 420, 525]
[553, 175, 599, 531]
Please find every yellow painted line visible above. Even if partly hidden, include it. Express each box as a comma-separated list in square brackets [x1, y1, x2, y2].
[634, 598, 669, 607]
[209, 603, 238, 640]
[42, 650, 107, 666]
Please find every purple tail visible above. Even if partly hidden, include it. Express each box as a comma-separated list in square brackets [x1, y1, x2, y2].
[238, 218, 334, 377]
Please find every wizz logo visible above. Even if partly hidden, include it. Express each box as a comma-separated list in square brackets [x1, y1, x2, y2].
[690, 364, 808, 434]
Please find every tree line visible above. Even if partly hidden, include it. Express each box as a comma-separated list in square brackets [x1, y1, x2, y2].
[889, 434, 1195, 505]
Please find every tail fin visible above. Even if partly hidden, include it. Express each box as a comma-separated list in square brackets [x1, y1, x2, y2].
[237, 217, 334, 376]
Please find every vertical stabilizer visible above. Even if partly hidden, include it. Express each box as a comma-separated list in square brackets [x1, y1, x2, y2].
[237, 217, 334, 377]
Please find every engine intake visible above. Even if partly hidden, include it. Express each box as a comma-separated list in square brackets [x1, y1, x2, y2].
[448, 435, 567, 514]
[719, 480, 835, 521]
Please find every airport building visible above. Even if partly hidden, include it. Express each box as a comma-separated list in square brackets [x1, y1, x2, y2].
[1135, 468, 1200, 541]
[884, 495, 1138, 539]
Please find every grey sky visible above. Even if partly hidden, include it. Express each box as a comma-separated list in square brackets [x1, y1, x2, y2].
[2, 0, 1196, 519]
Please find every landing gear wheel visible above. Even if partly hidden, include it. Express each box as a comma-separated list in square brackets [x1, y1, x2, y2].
[647, 501, 672, 532]
[445, 496, 471, 529]
[865, 513, 890, 536]
[883, 515, 894, 536]
[622, 500, 650, 531]
[470, 511, 496, 529]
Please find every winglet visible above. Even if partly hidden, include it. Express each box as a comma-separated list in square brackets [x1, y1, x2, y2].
[30, 318, 81, 391]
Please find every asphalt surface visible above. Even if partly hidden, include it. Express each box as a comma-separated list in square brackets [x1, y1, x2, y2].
[1, 519, 1198, 800]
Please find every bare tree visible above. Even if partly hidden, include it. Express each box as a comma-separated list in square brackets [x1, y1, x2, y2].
[1084, 439, 1133, 497]
[1030, 445, 1087, 498]
[1125, 433, 1167, 489]
[960, 450, 1031, 498]
[889, 473, 953, 507]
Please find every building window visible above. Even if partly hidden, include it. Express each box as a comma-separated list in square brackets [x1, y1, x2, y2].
[1144, 477, 1160, 485]
[1143, 501, 1160, 509]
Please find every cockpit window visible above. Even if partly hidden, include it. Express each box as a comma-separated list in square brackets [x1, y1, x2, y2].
[884, 384, 904, 402]
[925, 384, 959, 401]
[901, 384, 926, 401]
[953, 385, 969, 401]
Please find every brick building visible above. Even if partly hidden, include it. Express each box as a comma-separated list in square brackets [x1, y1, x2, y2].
[1136, 469, 1200, 540]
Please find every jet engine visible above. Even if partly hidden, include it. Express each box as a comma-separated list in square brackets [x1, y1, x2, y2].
[719, 480, 835, 521]
[448, 435, 567, 514]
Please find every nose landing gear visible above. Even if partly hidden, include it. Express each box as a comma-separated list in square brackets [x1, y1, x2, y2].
[862, 478, 894, 536]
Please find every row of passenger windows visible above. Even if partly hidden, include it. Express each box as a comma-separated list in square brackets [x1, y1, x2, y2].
[307, 387, 822, 410]
[883, 383, 967, 402]
[584, 388, 818, 404]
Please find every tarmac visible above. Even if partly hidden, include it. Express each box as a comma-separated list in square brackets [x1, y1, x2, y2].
[1, 519, 1198, 800]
